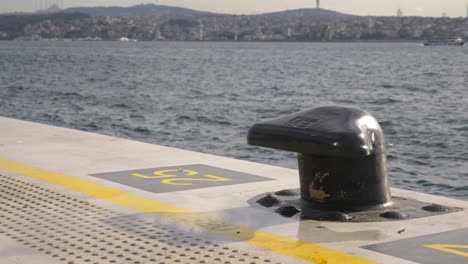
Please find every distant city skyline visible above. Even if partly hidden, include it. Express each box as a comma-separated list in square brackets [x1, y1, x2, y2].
[1, 0, 468, 17]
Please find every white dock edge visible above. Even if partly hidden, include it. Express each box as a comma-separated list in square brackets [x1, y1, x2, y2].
[0, 116, 467, 264]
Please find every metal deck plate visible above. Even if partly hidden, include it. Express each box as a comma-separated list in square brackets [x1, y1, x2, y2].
[0, 174, 281, 264]
[364, 228, 468, 264]
[90, 164, 273, 193]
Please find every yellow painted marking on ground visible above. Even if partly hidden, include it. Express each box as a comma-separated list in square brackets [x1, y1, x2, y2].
[131, 173, 172, 179]
[0, 157, 376, 264]
[132, 169, 182, 179]
[425, 244, 468, 257]
[155, 169, 198, 177]
[162, 174, 232, 186]
[131, 169, 233, 186]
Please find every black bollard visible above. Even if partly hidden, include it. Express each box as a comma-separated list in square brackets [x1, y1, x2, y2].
[248, 106, 391, 210]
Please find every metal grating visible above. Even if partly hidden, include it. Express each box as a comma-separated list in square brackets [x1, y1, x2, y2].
[0, 174, 281, 264]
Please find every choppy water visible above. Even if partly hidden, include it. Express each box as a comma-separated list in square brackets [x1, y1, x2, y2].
[0, 41, 467, 200]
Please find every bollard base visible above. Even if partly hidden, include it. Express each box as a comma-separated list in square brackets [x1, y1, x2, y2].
[253, 190, 461, 222]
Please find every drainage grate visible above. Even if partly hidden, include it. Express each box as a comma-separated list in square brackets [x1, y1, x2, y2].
[0, 174, 281, 264]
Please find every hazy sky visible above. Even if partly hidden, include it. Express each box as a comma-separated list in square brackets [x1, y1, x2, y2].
[1, 0, 468, 17]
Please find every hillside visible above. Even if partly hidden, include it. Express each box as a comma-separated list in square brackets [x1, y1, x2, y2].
[1, 5, 467, 41]
[0, 12, 91, 40]
[260, 8, 354, 21]
[64, 4, 208, 17]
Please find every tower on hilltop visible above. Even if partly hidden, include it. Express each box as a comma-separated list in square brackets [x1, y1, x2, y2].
[316, 0, 320, 9]
[397, 8, 403, 17]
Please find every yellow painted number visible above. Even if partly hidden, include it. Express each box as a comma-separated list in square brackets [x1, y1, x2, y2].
[162, 174, 232, 186]
[424, 244, 468, 257]
[132, 169, 197, 179]
[131, 169, 232, 186]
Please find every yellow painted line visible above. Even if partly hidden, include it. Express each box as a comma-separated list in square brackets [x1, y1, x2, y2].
[425, 244, 468, 257]
[0, 157, 376, 264]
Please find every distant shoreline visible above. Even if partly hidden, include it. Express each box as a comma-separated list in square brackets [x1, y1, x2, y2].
[0, 39, 428, 44]
[1, 6, 467, 42]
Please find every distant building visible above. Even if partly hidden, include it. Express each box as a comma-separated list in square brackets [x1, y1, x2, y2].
[316, 0, 320, 9]
[198, 19, 204, 40]
[442, 12, 447, 17]
[397, 8, 403, 17]
[199, 24, 204, 41]
[466, 4, 468, 18]
[37, 3, 62, 14]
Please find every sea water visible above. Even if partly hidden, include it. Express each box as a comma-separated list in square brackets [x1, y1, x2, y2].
[0, 41, 467, 199]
